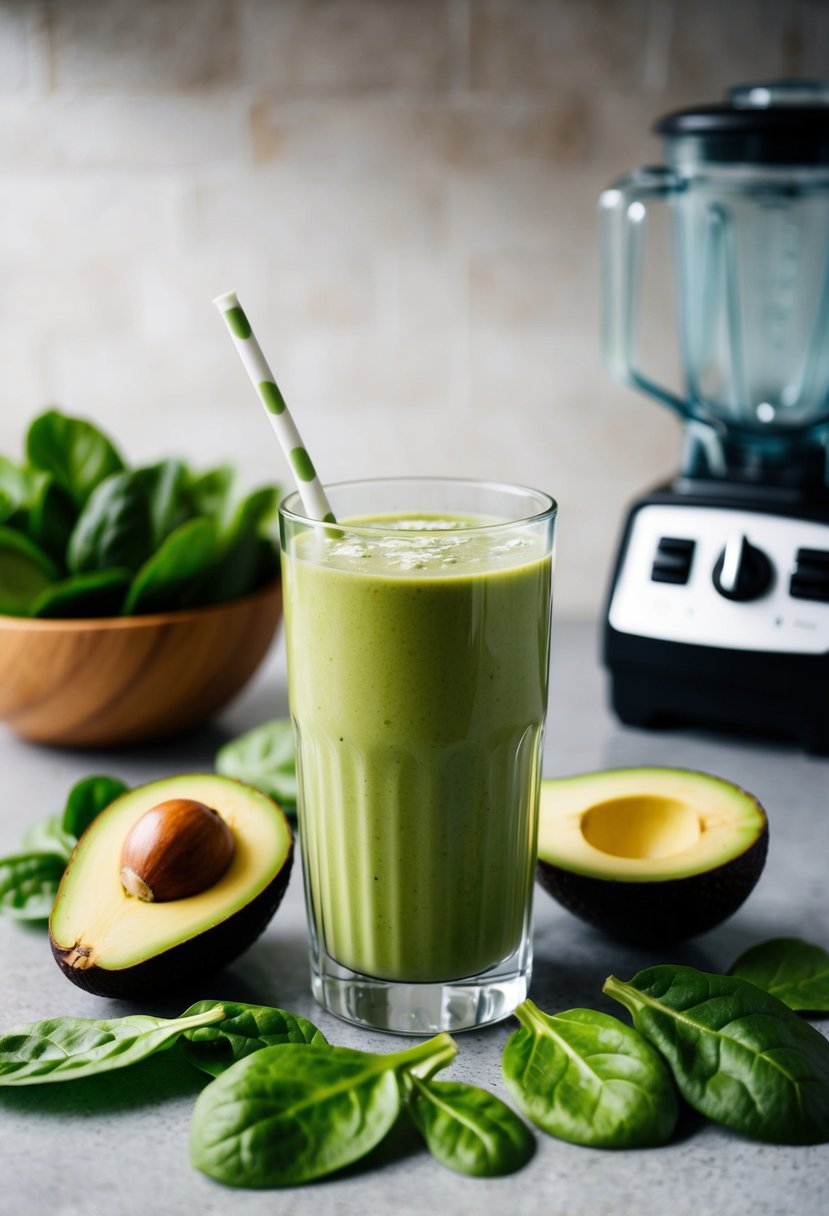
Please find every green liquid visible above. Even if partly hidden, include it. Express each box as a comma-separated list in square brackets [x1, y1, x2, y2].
[282, 514, 552, 984]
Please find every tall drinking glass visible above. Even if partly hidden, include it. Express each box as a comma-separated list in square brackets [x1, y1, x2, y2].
[279, 478, 556, 1034]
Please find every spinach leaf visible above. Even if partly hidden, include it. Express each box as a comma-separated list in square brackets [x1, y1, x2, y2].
[136, 459, 191, 549]
[67, 470, 154, 574]
[202, 531, 277, 604]
[21, 816, 76, 862]
[190, 1033, 457, 1187]
[179, 1000, 326, 1077]
[21, 775, 127, 860]
[604, 965, 829, 1145]
[188, 464, 235, 526]
[61, 775, 128, 840]
[0, 1004, 227, 1086]
[190, 1043, 402, 1187]
[223, 486, 279, 543]
[124, 518, 216, 615]
[191, 483, 280, 606]
[0, 457, 76, 563]
[0, 456, 29, 522]
[0, 526, 58, 615]
[0, 776, 127, 921]
[30, 568, 132, 618]
[0, 853, 66, 921]
[406, 1075, 534, 1177]
[730, 938, 829, 1014]
[502, 999, 677, 1149]
[26, 410, 124, 509]
[215, 720, 297, 809]
[26, 475, 76, 566]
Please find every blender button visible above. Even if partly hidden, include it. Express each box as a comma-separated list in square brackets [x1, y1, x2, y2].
[652, 564, 690, 584]
[790, 579, 829, 601]
[795, 547, 829, 567]
[656, 536, 695, 554]
[652, 537, 695, 584]
[790, 548, 829, 601]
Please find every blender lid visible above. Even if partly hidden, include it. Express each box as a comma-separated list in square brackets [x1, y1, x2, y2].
[655, 81, 829, 164]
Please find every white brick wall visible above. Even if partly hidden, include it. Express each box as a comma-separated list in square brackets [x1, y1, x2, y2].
[0, 0, 820, 615]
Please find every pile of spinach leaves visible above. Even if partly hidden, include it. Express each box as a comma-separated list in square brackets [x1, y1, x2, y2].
[0, 941, 827, 1185]
[0, 409, 281, 618]
[0, 1004, 533, 1183]
[503, 943, 829, 1151]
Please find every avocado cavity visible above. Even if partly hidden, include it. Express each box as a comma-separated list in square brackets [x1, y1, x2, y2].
[579, 794, 702, 860]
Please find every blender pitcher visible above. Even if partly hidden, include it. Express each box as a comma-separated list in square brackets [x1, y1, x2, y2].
[601, 81, 829, 485]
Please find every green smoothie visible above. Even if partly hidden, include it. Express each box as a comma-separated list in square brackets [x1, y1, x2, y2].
[282, 513, 552, 984]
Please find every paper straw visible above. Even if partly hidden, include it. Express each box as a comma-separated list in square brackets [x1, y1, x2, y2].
[212, 290, 336, 523]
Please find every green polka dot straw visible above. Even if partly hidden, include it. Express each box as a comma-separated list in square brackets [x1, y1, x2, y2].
[213, 290, 336, 523]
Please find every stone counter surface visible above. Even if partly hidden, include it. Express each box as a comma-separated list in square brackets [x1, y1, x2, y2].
[1, 622, 827, 1216]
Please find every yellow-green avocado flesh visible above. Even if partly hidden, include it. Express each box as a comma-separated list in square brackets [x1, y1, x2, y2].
[536, 767, 768, 945]
[49, 774, 293, 997]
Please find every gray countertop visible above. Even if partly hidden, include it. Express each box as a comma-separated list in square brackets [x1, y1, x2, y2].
[1, 621, 827, 1216]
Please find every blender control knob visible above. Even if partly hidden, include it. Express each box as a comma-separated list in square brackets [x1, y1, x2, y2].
[712, 534, 772, 602]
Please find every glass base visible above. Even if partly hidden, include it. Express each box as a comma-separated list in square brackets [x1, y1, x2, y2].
[311, 942, 532, 1035]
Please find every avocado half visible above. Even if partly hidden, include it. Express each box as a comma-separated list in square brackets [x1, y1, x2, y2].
[536, 767, 768, 946]
[49, 774, 293, 998]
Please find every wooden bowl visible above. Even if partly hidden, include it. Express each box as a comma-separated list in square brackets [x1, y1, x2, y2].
[0, 582, 282, 748]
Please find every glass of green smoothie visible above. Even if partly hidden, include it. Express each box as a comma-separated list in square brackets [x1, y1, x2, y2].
[279, 478, 556, 1034]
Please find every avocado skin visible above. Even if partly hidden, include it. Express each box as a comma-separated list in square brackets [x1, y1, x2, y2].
[49, 842, 293, 999]
[536, 830, 768, 946]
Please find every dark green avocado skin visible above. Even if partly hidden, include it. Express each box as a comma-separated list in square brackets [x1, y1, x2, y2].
[50, 842, 293, 999]
[536, 831, 768, 946]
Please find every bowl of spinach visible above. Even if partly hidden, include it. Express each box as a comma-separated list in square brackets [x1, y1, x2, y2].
[0, 409, 283, 746]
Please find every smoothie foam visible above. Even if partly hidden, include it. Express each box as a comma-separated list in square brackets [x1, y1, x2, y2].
[283, 513, 552, 984]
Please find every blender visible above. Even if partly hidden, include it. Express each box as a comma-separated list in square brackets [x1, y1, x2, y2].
[600, 82, 829, 754]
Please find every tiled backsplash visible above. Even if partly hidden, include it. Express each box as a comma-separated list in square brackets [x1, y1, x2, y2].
[1, 0, 825, 614]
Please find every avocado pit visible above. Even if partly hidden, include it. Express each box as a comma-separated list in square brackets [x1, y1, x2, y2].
[119, 798, 235, 903]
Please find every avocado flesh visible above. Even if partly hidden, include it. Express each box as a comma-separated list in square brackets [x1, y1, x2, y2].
[50, 774, 293, 993]
[536, 767, 768, 945]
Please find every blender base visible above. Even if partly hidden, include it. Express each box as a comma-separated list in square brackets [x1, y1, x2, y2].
[604, 485, 829, 756]
[606, 628, 829, 755]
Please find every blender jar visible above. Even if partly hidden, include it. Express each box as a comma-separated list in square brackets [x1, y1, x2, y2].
[601, 82, 829, 484]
